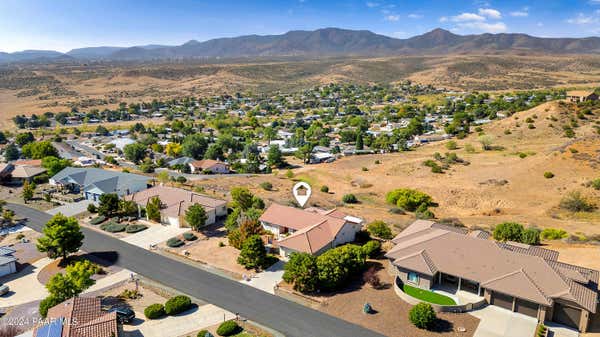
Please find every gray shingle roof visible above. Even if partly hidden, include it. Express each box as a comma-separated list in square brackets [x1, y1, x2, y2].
[52, 167, 150, 195]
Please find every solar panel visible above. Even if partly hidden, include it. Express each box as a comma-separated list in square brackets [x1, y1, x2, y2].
[35, 319, 63, 337]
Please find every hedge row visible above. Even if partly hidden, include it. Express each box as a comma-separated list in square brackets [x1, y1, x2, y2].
[90, 216, 107, 225]
[125, 224, 148, 233]
[144, 295, 192, 320]
[100, 222, 127, 233]
[167, 237, 185, 247]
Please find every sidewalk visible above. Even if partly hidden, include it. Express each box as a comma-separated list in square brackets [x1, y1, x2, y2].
[241, 260, 285, 294]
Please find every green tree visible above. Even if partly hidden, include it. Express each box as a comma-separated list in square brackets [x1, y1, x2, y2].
[156, 170, 170, 185]
[356, 132, 364, 150]
[146, 196, 162, 222]
[37, 213, 84, 260]
[15, 132, 35, 146]
[123, 143, 147, 164]
[98, 193, 119, 217]
[204, 143, 225, 161]
[367, 220, 393, 240]
[95, 125, 109, 136]
[182, 134, 208, 159]
[230, 187, 254, 210]
[295, 144, 312, 164]
[493, 222, 524, 242]
[39, 260, 96, 317]
[22, 180, 35, 203]
[267, 145, 285, 168]
[4, 143, 19, 161]
[316, 244, 366, 290]
[386, 188, 433, 212]
[237, 235, 267, 270]
[41, 156, 71, 176]
[283, 252, 318, 292]
[22, 141, 58, 159]
[409, 303, 437, 329]
[185, 204, 208, 231]
[521, 227, 541, 245]
[119, 199, 139, 217]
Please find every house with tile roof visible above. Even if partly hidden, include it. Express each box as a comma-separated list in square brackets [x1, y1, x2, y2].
[50, 167, 150, 201]
[566, 90, 598, 103]
[386, 220, 599, 332]
[189, 159, 229, 174]
[259, 203, 363, 258]
[125, 185, 227, 227]
[33, 297, 120, 337]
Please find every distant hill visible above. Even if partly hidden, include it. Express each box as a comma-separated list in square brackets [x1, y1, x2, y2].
[2, 28, 600, 63]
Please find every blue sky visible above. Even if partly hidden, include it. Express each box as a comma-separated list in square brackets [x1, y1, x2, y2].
[2, 0, 600, 52]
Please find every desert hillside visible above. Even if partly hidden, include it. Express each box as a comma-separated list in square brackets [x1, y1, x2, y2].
[2, 54, 600, 128]
[195, 101, 600, 236]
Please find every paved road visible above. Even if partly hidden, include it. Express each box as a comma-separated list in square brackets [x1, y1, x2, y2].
[7, 203, 384, 337]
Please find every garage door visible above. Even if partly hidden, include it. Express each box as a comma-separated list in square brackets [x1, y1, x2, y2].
[0, 264, 11, 277]
[553, 303, 581, 329]
[491, 292, 514, 311]
[515, 298, 539, 318]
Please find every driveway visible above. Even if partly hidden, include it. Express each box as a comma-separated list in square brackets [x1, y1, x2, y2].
[0, 257, 51, 307]
[123, 304, 235, 337]
[46, 199, 94, 217]
[470, 305, 537, 337]
[242, 260, 285, 294]
[123, 223, 188, 248]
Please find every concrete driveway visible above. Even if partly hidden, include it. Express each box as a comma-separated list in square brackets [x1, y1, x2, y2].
[242, 260, 285, 294]
[123, 303, 235, 337]
[0, 257, 51, 307]
[470, 305, 537, 337]
[123, 223, 188, 248]
[47, 200, 94, 217]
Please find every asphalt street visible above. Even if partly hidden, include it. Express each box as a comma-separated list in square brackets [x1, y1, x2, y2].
[7, 203, 385, 337]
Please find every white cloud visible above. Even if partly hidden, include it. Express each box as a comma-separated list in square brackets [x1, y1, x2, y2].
[510, 11, 528, 17]
[366, 1, 379, 8]
[451, 12, 486, 22]
[408, 13, 423, 19]
[478, 8, 502, 19]
[455, 21, 507, 33]
[567, 13, 599, 25]
[384, 14, 400, 21]
[439, 16, 448, 22]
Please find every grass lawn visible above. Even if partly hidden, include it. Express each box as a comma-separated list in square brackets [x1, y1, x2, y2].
[402, 283, 456, 305]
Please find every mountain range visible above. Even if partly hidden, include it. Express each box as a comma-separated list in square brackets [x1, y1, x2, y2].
[2, 28, 600, 63]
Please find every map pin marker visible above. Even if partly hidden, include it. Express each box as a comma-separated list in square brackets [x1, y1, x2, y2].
[292, 182, 312, 208]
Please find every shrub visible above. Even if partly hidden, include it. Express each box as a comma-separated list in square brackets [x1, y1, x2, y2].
[493, 222, 524, 242]
[374, 160, 381, 164]
[367, 221, 393, 240]
[386, 188, 433, 212]
[260, 182, 273, 191]
[518, 152, 527, 159]
[164, 295, 192, 315]
[409, 303, 437, 329]
[144, 303, 165, 319]
[415, 203, 435, 220]
[197, 330, 213, 337]
[342, 194, 358, 204]
[167, 237, 185, 248]
[362, 266, 381, 288]
[216, 320, 241, 336]
[465, 144, 476, 153]
[544, 171, 554, 179]
[100, 222, 127, 233]
[283, 252, 319, 292]
[183, 232, 198, 241]
[445, 141, 457, 150]
[87, 204, 97, 213]
[362, 240, 381, 258]
[125, 224, 148, 233]
[90, 216, 106, 225]
[521, 228, 541, 245]
[541, 228, 568, 240]
[589, 178, 600, 190]
[361, 167, 368, 171]
[320, 185, 329, 193]
[559, 191, 597, 212]
[118, 289, 141, 299]
[237, 235, 267, 270]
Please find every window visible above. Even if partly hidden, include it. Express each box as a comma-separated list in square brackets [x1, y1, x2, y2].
[408, 272, 419, 284]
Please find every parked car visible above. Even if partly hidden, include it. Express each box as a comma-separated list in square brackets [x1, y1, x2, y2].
[107, 307, 135, 324]
[0, 284, 9, 296]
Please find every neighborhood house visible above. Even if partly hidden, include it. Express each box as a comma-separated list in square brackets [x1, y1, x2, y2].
[126, 185, 227, 227]
[49, 167, 150, 201]
[259, 203, 363, 258]
[0, 246, 17, 277]
[386, 220, 599, 332]
[566, 90, 599, 103]
[32, 297, 121, 337]
[189, 159, 230, 174]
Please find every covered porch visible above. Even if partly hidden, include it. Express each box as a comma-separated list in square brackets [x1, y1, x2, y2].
[431, 272, 485, 305]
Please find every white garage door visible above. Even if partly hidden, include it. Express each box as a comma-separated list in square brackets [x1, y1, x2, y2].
[0, 263, 13, 277]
